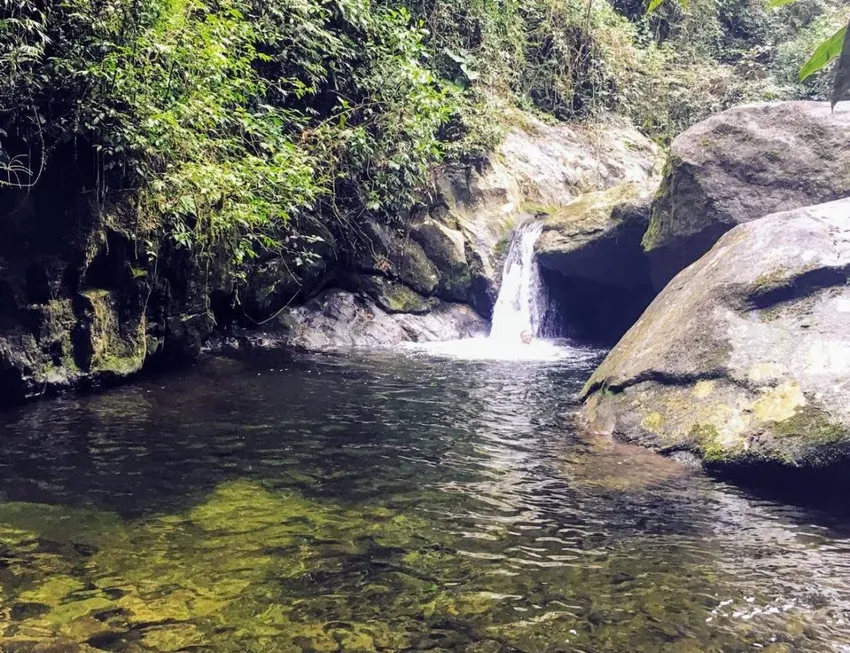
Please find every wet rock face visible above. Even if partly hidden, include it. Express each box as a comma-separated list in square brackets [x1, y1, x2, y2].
[258, 289, 487, 350]
[435, 112, 661, 320]
[581, 197, 850, 471]
[0, 185, 223, 406]
[644, 101, 850, 289]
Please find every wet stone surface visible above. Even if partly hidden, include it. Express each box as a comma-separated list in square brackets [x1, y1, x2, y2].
[0, 348, 849, 652]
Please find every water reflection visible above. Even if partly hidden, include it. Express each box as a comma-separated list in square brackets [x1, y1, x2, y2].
[0, 349, 849, 651]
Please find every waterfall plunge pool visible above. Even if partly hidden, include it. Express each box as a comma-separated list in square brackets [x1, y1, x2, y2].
[2, 226, 850, 652]
[1, 348, 850, 652]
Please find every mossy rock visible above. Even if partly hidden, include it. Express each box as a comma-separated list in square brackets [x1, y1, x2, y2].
[346, 274, 439, 315]
[411, 219, 472, 302]
[581, 197, 850, 473]
[535, 181, 655, 290]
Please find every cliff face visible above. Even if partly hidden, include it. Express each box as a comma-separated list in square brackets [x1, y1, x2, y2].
[0, 153, 223, 404]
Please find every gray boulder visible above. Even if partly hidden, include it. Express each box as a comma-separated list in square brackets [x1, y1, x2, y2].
[644, 101, 850, 288]
[536, 181, 655, 289]
[582, 197, 850, 470]
[267, 289, 487, 350]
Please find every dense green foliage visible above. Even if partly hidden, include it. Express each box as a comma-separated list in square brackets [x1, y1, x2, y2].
[0, 0, 845, 276]
[655, 0, 850, 108]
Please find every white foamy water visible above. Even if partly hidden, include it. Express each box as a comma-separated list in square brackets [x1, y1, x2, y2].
[404, 336, 599, 363]
[489, 221, 547, 342]
[406, 222, 597, 363]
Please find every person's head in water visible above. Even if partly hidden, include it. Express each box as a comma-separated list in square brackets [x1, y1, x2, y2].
[520, 330, 533, 345]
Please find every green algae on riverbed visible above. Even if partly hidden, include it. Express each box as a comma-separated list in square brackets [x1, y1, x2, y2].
[0, 478, 832, 653]
[1, 350, 849, 652]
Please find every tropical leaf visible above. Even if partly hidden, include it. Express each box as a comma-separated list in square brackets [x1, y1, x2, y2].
[767, 0, 798, 8]
[647, 0, 666, 14]
[832, 18, 850, 109]
[800, 24, 847, 81]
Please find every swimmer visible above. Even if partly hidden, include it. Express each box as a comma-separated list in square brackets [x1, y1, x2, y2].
[520, 330, 533, 345]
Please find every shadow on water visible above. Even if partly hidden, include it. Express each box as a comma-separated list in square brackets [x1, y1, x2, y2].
[0, 347, 850, 652]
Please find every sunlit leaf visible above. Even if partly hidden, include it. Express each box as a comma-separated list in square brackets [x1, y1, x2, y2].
[832, 19, 850, 109]
[800, 25, 847, 81]
[647, 0, 666, 13]
[767, 0, 798, 8]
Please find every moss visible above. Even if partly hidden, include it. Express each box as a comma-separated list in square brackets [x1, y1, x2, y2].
[750, 267, 793, 294]
[689, 423, 727, 462]
[521, 201, 561, 216]
[493, 235, 510, 260]
[771, 406, 846, 444]
[752, 382, 805, 423]
[76, 290, 147, 376]
[641, 412, 664, 434]
[358, 275, 437, 314]
[544, 182, 642, 233]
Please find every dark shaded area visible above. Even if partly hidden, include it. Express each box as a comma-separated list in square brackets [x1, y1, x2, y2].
[540, 267, 655, 345]
[647, 222, 733, 291]
[709, 461, 850, 521]
[745, 264, 850, 310]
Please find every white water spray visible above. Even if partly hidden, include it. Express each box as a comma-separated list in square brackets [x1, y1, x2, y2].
[402, 221, 599, 362]
[489, 222, 548, 342]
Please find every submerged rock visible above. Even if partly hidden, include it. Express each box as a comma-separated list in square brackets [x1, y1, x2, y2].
[582, 197, 850, 471]
[644, 101, 850, 288]
[263, 289, 487, 350]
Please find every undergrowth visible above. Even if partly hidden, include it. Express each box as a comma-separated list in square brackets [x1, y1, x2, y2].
[0, 0, 844, 276]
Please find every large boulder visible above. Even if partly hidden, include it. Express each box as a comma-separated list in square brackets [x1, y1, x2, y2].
[534, 182, 657, 341]
[263, 289, 487, 350]
[581, 198, 850, 471]
[644, 101, 850, 289]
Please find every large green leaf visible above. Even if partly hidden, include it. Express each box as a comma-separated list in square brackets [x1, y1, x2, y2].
[767, 0, 798, 8]
[832, 18, 850, 109]
[800, 24, 847, 81]
[647, 0, 666, 14]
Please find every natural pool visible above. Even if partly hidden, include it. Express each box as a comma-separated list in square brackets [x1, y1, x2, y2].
[1, 347, 850, 652]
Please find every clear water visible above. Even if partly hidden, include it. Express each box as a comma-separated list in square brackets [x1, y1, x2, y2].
[1, 349, 850, 652]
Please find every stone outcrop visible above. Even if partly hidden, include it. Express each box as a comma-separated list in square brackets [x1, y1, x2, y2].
[0, 190, 222, 405]
[581, 198, 850, 471]
[267, 111, 661, 350]
[534, 181, 657, 342]
[435, 111, 661, 319]
[644, 101, 850, 288]
[260, 289, 487, 350]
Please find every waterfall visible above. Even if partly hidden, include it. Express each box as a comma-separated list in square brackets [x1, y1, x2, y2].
[490, 222, 548, 342]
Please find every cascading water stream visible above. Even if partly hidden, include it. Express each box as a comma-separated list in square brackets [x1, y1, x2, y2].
[489, 221, 548, 342]
[402, 220, 589, 361]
